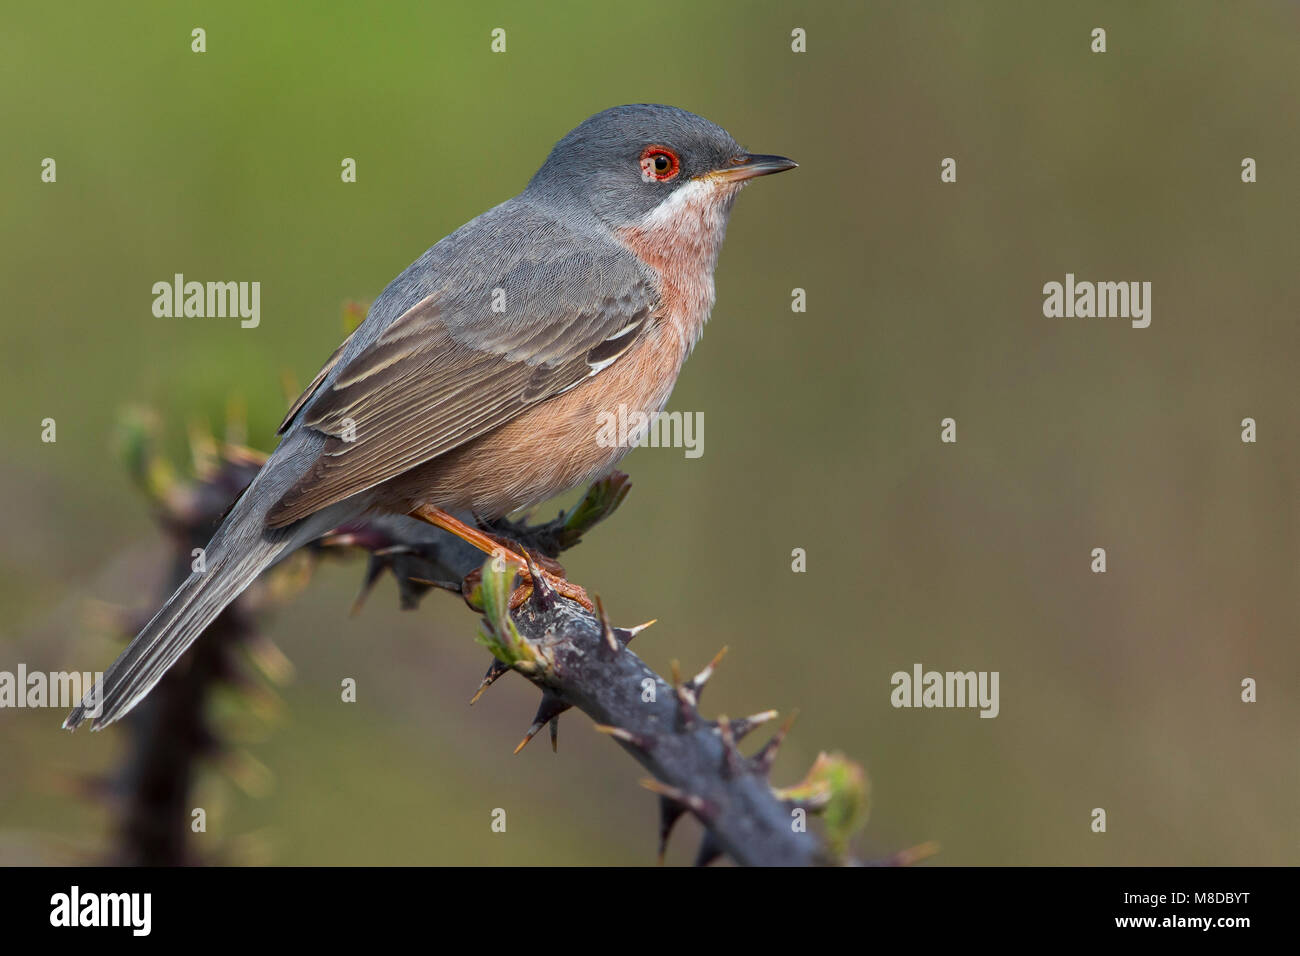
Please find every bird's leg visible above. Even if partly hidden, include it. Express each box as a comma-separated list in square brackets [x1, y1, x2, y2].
[407, 504, 593, 610]
[466, 518, 568, 577]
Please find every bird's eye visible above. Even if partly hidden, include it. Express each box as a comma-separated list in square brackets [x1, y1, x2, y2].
[639, 146, 681, 182]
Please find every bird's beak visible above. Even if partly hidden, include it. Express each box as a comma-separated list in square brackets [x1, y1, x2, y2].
[703, 153, 798, 183]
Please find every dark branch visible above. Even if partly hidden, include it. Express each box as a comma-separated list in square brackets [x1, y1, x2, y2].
[99, 415, 896, 866]
[331, 473, 880, 866]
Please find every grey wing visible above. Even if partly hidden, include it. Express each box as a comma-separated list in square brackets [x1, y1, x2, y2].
[265, 242, 657, 528]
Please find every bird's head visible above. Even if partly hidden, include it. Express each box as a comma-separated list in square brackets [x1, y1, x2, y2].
[526, 104, 796, 239]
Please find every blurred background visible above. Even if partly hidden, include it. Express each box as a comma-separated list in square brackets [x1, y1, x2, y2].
[1, 0, 1296, 865]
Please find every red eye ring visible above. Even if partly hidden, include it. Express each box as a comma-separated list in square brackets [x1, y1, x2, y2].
[639, 145, 680, 182]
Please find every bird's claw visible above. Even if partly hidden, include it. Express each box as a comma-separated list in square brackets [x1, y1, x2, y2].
[507, 568, 593, 611]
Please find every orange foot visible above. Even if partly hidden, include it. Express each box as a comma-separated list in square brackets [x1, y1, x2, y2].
[408, 504, 593, 611]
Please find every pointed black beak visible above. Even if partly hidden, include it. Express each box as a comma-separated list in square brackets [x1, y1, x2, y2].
[707, 153, 799, 183]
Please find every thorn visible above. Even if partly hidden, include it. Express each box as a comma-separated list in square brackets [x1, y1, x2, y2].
[470, 658, 511, 705]
[407, 576, 446, 587]
[716, 714, 741, 776]
[669, 659, 697, 729]
[514, 721, 545, 755]
[693, 832, 723, 868]
[535, 693, 569, 724]
[594, 596, 619, 653]
[639, 778, 714, 820]
[755, 709, 800, 777]
[392, 571, 443, 609]
[349, 554, 387, 616]
[614, 619, 657, 645]
[524, 553, 556, 610]
[549, 716, 559, 753]
[731, 709, 779, 741]
[657, 795, 685, 865]
[688, 645, 728, 698]
[593, 724, 654, 752]
[515, 694, 569, 753]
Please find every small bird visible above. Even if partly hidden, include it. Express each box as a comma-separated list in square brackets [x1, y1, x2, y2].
[66, 104, 795, 730]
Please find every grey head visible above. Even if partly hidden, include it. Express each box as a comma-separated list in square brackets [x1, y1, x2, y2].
[523, 104, 796, 229]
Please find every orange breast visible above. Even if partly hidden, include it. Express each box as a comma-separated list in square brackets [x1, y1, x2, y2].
[386, 317, 688, 517]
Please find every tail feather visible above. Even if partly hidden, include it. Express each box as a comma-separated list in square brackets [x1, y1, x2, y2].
[64, 529, 291, 731]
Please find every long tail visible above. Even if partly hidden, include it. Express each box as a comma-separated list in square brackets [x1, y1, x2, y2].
[65, 505, 298, 731]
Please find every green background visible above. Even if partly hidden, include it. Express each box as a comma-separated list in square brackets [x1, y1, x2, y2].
[1, 1, 1296, 864]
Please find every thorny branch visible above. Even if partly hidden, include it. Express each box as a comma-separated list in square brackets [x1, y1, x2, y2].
[325, 479, 899, 867]
[98, 413, 925, 866]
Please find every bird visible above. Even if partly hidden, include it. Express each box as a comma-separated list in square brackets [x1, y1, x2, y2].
[65, 103, 796, 731]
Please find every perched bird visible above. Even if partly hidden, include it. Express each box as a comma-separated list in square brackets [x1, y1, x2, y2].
[66, 104, 796, 730]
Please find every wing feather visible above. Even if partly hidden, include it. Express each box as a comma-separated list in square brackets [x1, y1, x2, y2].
[265, 247, 657, 528]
